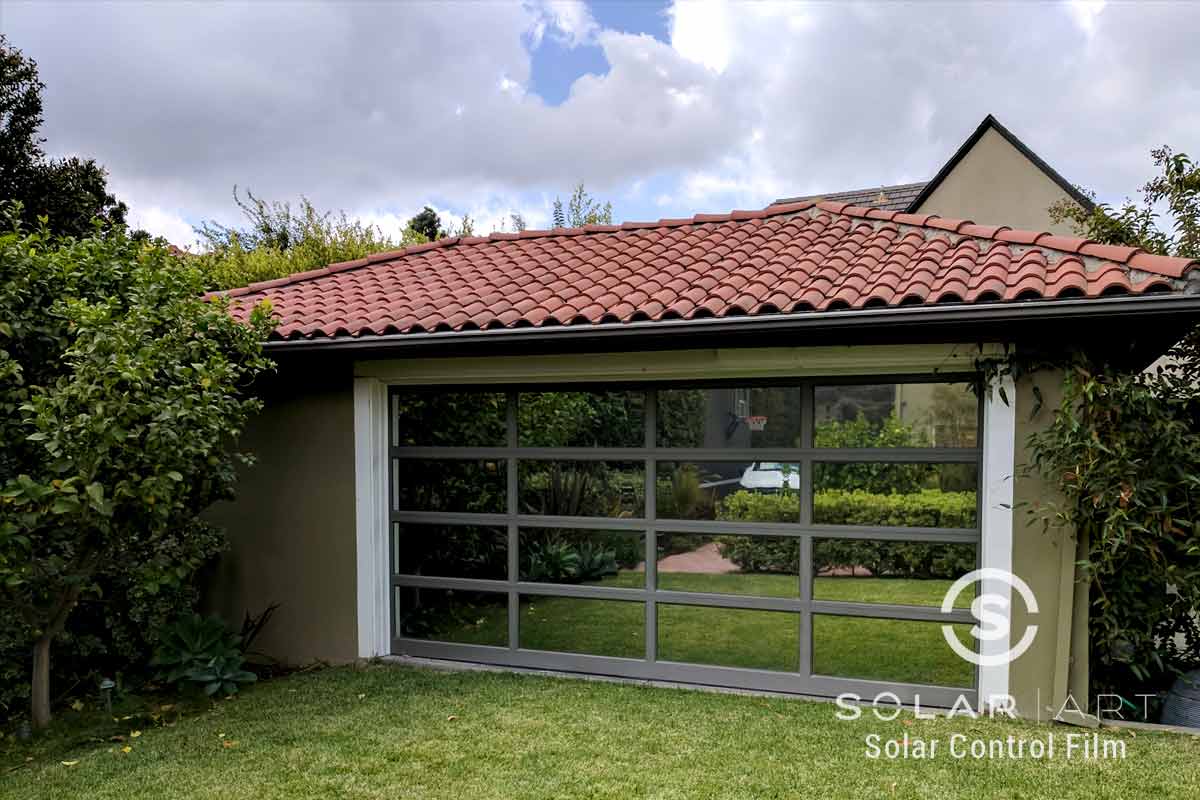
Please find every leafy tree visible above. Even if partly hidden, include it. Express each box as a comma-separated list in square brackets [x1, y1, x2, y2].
[0, 205, 274, 729]
[1050, 146, 1199, 260]
[551, 182, 613, 228]
[405, 205, 441, 243]
[0, 36, 129, 238]
[194, 189, 409, 290]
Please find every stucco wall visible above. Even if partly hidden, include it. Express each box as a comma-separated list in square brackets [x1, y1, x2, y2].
[1007, 369, 1088, 718]
[204, 359, 358, 665]
[915, 127, 1080, 235]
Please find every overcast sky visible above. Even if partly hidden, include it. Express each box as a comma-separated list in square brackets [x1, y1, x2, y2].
[4, 0, 1198, 246]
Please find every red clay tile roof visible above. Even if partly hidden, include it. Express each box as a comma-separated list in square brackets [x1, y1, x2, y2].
[213, 201, 1199, 341]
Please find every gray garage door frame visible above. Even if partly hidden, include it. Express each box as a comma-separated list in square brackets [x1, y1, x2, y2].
[388, 376, 981, 707]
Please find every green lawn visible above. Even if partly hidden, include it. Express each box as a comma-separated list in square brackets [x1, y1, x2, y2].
[406, 572, 975, 687]
[6, 665, 1198, 799]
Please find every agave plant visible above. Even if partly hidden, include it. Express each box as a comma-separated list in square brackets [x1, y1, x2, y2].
[151, 614, 258, 695]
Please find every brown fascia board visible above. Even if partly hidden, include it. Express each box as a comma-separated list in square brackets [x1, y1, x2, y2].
[906, 114, 1096, 214]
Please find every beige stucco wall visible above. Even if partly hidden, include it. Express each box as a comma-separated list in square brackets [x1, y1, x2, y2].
[915, 127, 1081, 235]
[1007, 369, 1089, 718]
[204, 360, 359, 665]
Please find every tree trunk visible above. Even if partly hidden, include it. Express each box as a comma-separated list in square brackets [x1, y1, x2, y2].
[31, 634, 52, 730]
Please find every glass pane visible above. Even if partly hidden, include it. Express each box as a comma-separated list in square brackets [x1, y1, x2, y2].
[814, 383, 978, 448]
[393, 459, 506, 513]
[392, 390, 506, 447]
[518, 390, 644, 447]
[656, 533, 798, 597]
[657, 462, 799, 521]
[658, 605, 798, 671]
[657, 386, 804, 448]
[812, 540, 976, 607]
[395, 524, 507, 580]
[519, 461, 644, 518]
[519, 596, 644, 658]
[396, 588, 507, 647]
[812, 615, 975, 687]
[812, 463, 977, 528]
[519, 528, 644, 586]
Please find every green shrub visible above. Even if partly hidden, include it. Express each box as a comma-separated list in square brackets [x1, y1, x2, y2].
[713, 489, 976, 577]
[151, 614, 257, 697]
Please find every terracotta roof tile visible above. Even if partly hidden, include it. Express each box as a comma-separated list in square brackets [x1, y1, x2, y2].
[211, 202, 1199, 341]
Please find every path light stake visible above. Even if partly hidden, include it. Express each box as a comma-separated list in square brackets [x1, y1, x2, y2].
[99, 678, 115, 716]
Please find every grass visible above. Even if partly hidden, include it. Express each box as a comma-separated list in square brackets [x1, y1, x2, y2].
[5, 665, 1199, 799]
[405, 571, 976, 687]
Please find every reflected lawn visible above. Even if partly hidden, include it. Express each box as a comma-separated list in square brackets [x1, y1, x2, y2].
[401, 571, 973, 686]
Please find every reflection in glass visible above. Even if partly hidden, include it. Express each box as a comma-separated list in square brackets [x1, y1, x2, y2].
[658, 605, 799, 671]
[395, 524, 507, 580]
[811, 540, 975, 607]
[392, 390, 507, 447]
[518, 390, 644, 447]
[657, 386, 804, 448]
[812, 615, 975, 687]
[812, 462, 977, 528]
[519, 596, 644, 658]
[396, 588, 507, 646]
[656, 462, 800, 521]
[393, 459, 506, 513]
[656, 533, 798, 597]
[518, 528, 644, 586]
[814, 383, 978, 448]
[519, 461, 644, 518]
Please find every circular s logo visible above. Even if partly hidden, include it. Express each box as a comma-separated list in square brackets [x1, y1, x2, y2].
[941, 568, 1038, 667]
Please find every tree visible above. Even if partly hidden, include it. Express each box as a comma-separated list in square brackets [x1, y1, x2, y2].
[1029, 144, 1200, 715]
[406, 206, 441, 243]
[1050, 146, 1199, 260]
[551, 182, 613, 229]
[0, 36, 129, 238]
[194, 188, 407, 290]
[0, 205, 274, 729]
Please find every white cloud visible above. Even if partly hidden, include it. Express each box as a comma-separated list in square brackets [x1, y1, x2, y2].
[128, 205, 198, 249]
[527, 0, 599, 48]
[3, 0, 1198, 233]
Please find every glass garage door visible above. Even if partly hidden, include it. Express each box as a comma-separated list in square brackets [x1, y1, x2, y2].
[388, 379, 981, 705]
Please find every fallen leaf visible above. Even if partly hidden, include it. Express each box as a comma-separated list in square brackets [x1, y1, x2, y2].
[109, 735, 125, 743]
[222, 740, 238, 749]
[120, 715, 132, 721]
[218, 733, 226, 738]
[60, 760, 79, 767]
[159, 704, 175, 712]
[70, 700, 84, 712]
[447, 715, 458, 722]
[121, 746, 132, 754]
[130, 730, 142, 738]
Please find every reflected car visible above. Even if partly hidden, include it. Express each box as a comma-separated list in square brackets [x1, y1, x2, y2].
[738, 462, 801, 491]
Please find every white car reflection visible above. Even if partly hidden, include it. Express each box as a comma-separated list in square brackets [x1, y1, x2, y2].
[738, 462, 801, 491]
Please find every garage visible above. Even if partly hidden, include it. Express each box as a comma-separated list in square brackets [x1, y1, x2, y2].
[386, 377, 984, 705]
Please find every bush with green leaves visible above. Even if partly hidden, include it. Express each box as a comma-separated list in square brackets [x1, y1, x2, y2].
[151, 614, 257, 697]
[0, 206, 274, 728]
[714, 489, 976, 576]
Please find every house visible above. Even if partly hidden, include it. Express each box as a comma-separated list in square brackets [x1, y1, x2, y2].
[204, 194, 1200, 719]
[774, 115, 1094, 236]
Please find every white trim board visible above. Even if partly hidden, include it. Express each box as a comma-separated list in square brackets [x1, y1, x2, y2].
[978, 374, 1016, 707]
[353, 377, 391, 659]
[354, 342, 1003, 384]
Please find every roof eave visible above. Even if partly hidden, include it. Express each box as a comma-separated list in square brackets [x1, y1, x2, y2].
[262, 293, 1200, 362]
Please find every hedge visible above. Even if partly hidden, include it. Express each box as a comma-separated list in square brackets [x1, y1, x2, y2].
[714, 489, 976, 578]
